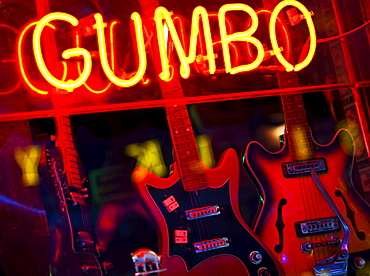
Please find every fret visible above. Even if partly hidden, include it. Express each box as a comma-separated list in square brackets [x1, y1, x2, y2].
[286, 129, 312, 137]
[279, 73, 315, 161]
[282, 105, 305, 112]
[138, 0, 207, 192]
[167, 101, 207, 191]
[284, 114, 307, 120]
[277, 72, 300, 88]
[173, 143, 197, 152]
[165, 92, 207, 191]
[285, 121, 310, 129]
[289, 140, 314, 148]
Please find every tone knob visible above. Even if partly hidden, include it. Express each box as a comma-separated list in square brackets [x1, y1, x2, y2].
[354, 257, 366, 269]
[249, 251, 263, 264]
[258, 267, 271, 276]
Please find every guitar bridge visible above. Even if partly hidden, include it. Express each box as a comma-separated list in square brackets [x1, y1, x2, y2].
[295, 217, 341, 237]
[282, 158, 327, 177]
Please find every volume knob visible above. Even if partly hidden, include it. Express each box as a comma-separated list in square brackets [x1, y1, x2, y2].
[354, 257, 366, 269]
[249, 251, 263, 264]
[258, 267, 271, 276]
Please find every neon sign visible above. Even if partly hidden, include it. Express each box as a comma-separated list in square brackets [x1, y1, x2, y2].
[24, 0, 315, 94]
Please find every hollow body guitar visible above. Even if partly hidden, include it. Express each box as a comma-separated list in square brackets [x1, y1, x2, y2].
[243, 78, 370, 275]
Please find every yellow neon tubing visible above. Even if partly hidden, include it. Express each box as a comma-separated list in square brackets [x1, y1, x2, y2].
[155, 6, 215, 80]
[18, 21, 52, 95]
[94, 12, 146, 88]
[187, 7, 215, 75]
[219, 4, 265, 74]
[75, 21, 118, 94]
[270, 0, 316, 72]
[33, 12, 92, 92]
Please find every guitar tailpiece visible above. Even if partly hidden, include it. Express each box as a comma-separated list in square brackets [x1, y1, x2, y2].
[313, 250, 348, 276]
[300, 237, 341, 253]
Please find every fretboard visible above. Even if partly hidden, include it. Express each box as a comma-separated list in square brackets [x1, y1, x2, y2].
[138, 0, 207, 191]
[54, 115, 83, 189]
[279, 72, 314, 161]
[166, 104, 207, 191]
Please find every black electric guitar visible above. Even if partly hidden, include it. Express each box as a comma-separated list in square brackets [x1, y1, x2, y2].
[37, 120, 104, 275]
[243, 72, 370, 275]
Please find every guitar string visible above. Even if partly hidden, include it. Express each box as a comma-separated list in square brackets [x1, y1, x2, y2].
[180, 104, 221, 276]
[168, 100, 221, 275]
[283, 94, 315, 270]
[283, 96, 315, 272]
[286, 95, 325, 268]
[285, 94, 335, 269]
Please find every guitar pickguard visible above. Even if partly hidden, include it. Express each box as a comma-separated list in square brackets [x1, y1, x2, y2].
[147, 179, 280, 275]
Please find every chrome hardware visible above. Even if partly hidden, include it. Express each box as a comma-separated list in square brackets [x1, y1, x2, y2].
[313, 250, 348, 276]
[77, 231, 94, 248]
[131, 249, 166, 276]
[81, 265, 102, 274]
[300, 238, 341, 253]
[296, 217, 340, 237]
[258, 267, 271, 276]
[194, 237, 229, 253]
[282, 158, 327, 177]
[102, 261, 113, 273]
[311, 169, 349, 276]
[96, 244, 107, 256]
[69, 191, 88, 205]
[354, 257, 366, 269]
[249, 251, 262, 265]
[185, 205, 220, 220]
[301, 242, 312, 253]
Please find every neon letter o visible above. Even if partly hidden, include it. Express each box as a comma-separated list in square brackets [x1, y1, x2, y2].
[270, 0, 316, 72]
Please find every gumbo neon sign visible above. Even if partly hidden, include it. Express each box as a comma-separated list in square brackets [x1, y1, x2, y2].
[25, 0, 316, 94]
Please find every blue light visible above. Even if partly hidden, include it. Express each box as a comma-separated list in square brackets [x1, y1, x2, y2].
[281, 254, 288, 263]
[0, 194, 45, 214]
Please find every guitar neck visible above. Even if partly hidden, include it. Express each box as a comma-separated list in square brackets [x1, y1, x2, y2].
[166, 104, 207, 191]
[279, 72, 315, 161]
[138, 0, 207, 192]
[54, 115, 83, 189]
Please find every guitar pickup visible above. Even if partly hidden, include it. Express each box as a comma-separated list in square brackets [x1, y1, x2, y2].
[194, 237, 229, 253]
[282, 158, 327, 178]
[295, 217, 341, 238]
[185, 205, 220, 220]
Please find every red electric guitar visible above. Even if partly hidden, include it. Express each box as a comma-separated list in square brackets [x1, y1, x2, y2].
[243, 72, 370, 275]
[132, 84, 285, 275]
[132, 1, 284, 274]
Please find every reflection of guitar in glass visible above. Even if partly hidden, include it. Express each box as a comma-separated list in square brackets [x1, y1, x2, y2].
[37, 130, 104, 276]
[243, 72, 370, 276]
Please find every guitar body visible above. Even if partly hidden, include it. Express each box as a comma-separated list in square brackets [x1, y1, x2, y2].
[38, 136, 103, 276]
[244, 128, 370, 275]
[134, 148, 284, 275]
[46, 216, 103, 276]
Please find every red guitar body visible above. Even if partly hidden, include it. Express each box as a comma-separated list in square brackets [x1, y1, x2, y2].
[244, 128, 370, 275]
[133, 148, 284, 276]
